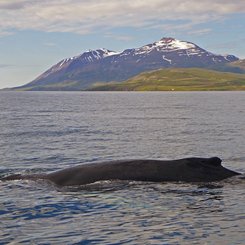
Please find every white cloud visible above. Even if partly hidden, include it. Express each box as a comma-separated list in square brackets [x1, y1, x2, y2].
[0, 0, 244, 35]
[188, 28, 212, 36]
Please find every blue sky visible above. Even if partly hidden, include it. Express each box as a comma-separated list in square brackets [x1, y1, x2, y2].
[0, 0, 244, 89]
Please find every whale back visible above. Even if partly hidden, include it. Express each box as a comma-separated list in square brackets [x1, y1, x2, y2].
[50, 157, 239, 185]
[1, 157, 240, 186]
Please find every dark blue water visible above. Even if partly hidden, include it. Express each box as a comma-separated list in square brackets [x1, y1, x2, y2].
[0, 91, 244, 244]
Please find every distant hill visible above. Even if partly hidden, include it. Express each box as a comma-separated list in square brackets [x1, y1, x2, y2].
[10, 37, 240, 91]
[89, 68, 245, 91]
[229, 59, 245, 71]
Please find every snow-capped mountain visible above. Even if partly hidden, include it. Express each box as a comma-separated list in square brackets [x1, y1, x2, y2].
[17, 37, 239, 90]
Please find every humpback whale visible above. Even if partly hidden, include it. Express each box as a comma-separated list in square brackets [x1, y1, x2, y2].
[1, 157, 240, 186]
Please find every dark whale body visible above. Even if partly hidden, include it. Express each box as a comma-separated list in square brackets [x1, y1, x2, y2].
[1, 157, 240, 186]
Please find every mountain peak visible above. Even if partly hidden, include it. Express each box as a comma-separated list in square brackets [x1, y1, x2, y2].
[154, 37, 196, 50]
[81, 48, 120, 61]
[85, 48, 119, 56]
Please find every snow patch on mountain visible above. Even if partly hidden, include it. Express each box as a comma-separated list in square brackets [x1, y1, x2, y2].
[85, 48, 119, 58]
[155, 38, 196, 50]
[162, 55, 172, 64]
[134, 37, 199, 56]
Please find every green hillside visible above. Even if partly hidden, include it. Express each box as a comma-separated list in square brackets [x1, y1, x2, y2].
[89, 68, 245, 91]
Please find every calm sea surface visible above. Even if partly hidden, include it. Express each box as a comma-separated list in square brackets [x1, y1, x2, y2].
[0, 91, 244, 244]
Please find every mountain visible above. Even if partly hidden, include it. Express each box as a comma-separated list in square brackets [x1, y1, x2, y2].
[12, 37, 239, 91]
[89, 68, 245, 91]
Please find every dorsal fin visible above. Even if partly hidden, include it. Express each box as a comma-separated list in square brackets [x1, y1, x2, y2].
[206, 157, 222, 167]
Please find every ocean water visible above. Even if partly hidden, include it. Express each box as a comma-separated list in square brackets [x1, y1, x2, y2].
[0, 91, 244, 244]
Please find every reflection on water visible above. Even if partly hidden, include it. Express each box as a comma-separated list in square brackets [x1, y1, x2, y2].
[1, 177, 244, 244]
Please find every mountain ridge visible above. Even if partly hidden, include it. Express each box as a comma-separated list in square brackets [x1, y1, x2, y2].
[11, 37, 240, 91]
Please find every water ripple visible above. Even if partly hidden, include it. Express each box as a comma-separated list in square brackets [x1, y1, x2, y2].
[0, 91, 244, 244]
